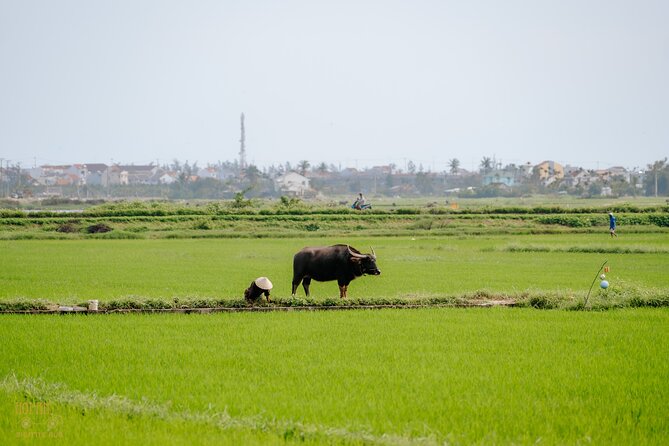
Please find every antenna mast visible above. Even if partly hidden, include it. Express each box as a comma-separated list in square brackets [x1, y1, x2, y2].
[239, 113, 247, 170]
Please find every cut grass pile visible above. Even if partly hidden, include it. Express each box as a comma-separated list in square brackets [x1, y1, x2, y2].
[1, 308, 667, 444]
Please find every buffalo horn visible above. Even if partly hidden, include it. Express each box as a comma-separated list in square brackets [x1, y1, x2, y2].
[347, 245, 367, 258]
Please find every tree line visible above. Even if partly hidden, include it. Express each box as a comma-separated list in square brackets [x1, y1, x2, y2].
[1, 157, 668, 200]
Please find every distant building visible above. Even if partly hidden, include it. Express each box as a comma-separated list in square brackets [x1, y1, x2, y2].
[32, 165, 72, 186]
[519, 162, 534, 178]
[535, 161, 564, 179]
[116, 165, 159, 185]
[275, 172, 311, 196]
[27, 167, 44, 182]
[563, 168, 592, 188]
[197, 167, 218, 180]
[83, 164, 109, 186]
[535, 161, 564, 185]
[605, 166, 630, 183]
[483, 169, 516, 187]
[368, 165, 393, 176]
[340, 168, 359, 178]
[159, 173, 177, 185]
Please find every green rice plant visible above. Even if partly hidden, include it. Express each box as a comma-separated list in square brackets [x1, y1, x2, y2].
[88, 231, 143, 240]
[0, 234, 666, 308]
[0, 308, 667, 444]
[409, 218, 434, 230]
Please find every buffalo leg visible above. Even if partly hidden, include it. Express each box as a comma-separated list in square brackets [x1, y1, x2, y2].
[338, 283, 349, 298]
[302, 277, 311, 296]
[291, 279, 301, 297]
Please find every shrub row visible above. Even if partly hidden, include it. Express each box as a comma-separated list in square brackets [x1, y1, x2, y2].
[535, 213, 669, 227]
[1, 286, 667, 313]
[2, 204, 667, 219]
[504, 245, 669, 254]
[3, 212, 667, 226]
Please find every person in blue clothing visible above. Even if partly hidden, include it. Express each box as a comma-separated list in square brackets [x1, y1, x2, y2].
[608, 212, 617, 237]
[352, 193, 371, 210]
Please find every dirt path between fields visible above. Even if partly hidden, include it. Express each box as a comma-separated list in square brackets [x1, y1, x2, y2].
[0, 300, 517, 314]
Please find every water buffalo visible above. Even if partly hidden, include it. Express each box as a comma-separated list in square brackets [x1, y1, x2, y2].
[291, 244, 381, 298]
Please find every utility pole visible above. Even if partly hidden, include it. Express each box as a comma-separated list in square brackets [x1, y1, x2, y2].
[107, 159, 113, 198]
[239, 113, 247, 171]
[0, 158, 4, 198]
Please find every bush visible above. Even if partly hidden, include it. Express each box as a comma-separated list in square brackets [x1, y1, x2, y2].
[193, 219, 212, 230]
[394, 208, 421, 215]
[279, 196, 302, 208]
[86, 223, 113, 233]
[536, 215, 594, 227]
[56, 222, 79, 233]
[0, 209, 25, 217]
[648, 214, 669, 227]
[0, 298, 51, 312]
[629, 294, 669, 307]
[526, 294, 561, 309]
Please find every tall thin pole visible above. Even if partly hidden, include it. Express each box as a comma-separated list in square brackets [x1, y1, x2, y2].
[108, 159, 113, 198]
[584, 260, 608, 308]
[239, 113, 247, 170]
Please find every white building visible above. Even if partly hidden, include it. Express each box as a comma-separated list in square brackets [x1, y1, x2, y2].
[275, 172, 311, 196]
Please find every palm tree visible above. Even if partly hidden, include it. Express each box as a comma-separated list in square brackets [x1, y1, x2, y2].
[245, 164, 261, 185]
[479, 157, 493, 174]
[297, 160, 310, 176]
[448, 158, 460, 175]
[647, 158, 667, 197]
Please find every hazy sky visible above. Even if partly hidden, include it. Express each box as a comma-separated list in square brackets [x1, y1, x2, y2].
[1, 0, 667, 172]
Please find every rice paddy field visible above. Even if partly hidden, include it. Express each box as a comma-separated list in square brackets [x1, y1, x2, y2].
[1, 201, 668, 444]
[2, 309, 668, 445]
[0, 233, 666, 307]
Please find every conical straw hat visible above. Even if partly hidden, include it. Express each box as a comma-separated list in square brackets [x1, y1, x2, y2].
[255, 277, 273, 290]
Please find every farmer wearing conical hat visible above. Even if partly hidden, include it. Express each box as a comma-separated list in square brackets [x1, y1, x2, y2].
[244, 277, 273, 303]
